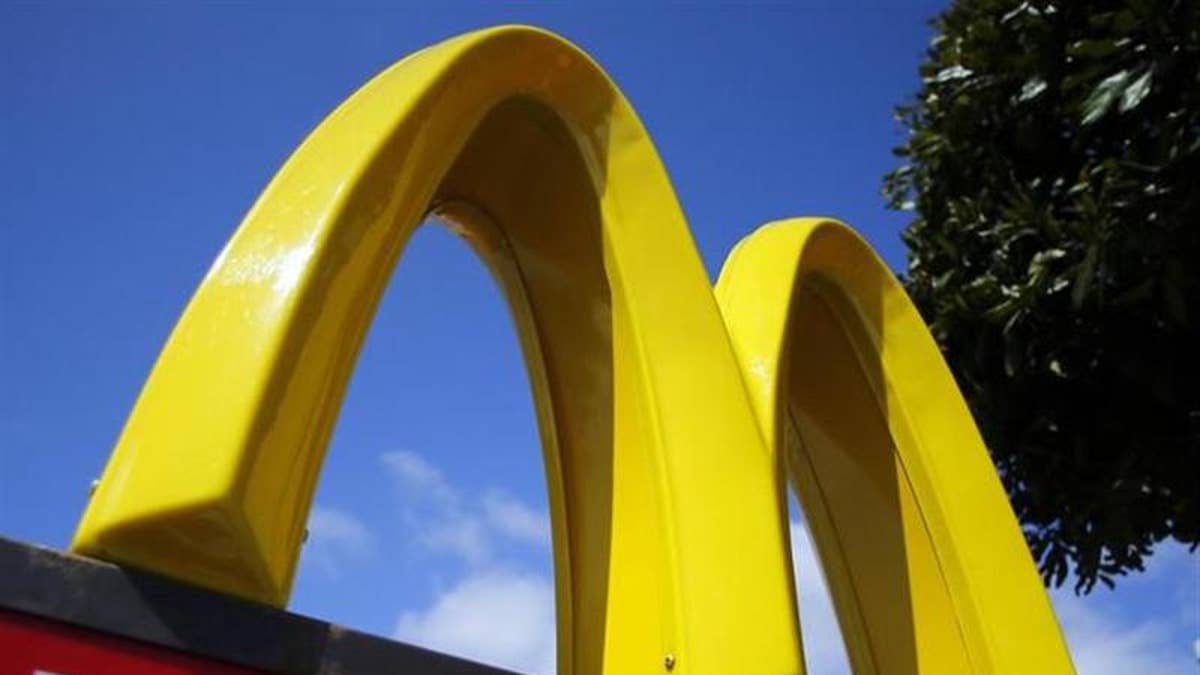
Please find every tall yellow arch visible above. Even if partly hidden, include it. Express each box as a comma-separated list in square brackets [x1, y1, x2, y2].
[72, 26, 801, 675]
[715, 219, 1074, 674]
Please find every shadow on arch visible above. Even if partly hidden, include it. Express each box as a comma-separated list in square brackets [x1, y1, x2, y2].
[716, 218, 1076, 675]
[72, 26, 800, 675]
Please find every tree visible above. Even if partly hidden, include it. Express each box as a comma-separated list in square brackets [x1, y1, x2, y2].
[884, 0, 1199, 592]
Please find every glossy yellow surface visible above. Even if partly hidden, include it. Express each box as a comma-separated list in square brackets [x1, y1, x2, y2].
[73, 26, 1075, 675]
[715, 219, 1074, 674]
[72, 26, 802, 675]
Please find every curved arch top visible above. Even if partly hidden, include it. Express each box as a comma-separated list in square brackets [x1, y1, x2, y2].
[715, 219, 1074, 674]
[72, 26, 801, 675]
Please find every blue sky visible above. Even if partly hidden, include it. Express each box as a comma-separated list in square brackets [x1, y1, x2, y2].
[1, 5, 1194, 674]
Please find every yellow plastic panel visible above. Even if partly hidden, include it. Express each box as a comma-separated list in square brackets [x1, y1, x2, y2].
[72, 27, 802, 675]
[715, 219, 1075, 674]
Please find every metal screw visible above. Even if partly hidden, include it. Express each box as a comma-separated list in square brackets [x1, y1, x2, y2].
[302, 528, 310, 544]
[89, 479, 100, 496]
[664, 653, 676, 671]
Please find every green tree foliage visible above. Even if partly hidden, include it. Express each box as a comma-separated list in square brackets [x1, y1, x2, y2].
[884, 0, 1199, 592]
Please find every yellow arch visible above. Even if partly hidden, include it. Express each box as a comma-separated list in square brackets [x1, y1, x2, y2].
[715, 219, 1074, 674]
[72, 26, 801, 675]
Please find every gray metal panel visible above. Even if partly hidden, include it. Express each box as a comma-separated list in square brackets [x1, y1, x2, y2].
[0, 536, 519, 674]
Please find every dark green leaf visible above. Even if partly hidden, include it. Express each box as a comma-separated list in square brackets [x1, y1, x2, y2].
[1120, 69, 1153, 113]
[1068, 39, 1123, 59]
[1083, 70, 1130, 125]
[930, 65, 974, 83]
[1071, 243, 1099, 310]
[1019, 77, 1049, 102]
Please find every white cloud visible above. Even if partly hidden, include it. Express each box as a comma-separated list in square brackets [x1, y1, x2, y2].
[394, 570, 556, 675]
[1053, 592, 1195, 675]
[379, 450, 551, 566]
[381, 450, 458, 506]
[423, 513, 492, 565]
[382, 450, 490, 563]
[302, 504, 374, 579]
[382, 452, 557, 673]
[483, 490, 552, 548]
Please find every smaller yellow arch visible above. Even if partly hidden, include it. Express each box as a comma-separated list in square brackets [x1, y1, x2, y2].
[715, 219, 1075, 674]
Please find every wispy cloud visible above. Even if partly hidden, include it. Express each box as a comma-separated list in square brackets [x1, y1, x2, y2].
[1053, 591, 1196, 675]
[482, 489, 551, 548]
[381, 450, 458, 506]
[380, 450, 550, 566]
[382, 450, 556, 673]
[394, 570, 556, 675]
[1050, 544, 1198, 675]
[301, 504, 374, 579]
[382, 450, 490, 563]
